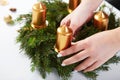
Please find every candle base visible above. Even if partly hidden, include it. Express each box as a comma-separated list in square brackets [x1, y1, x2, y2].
[67, 7, 73, 13]
[31, 23, 46, 29]
[54, 44, 59, 53]
[31, 20, 48, 29]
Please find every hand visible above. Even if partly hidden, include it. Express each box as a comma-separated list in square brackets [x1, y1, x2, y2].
[60, 4, 93, 35]
[58, 28, 120, 72]
[60, 10, 85, 35]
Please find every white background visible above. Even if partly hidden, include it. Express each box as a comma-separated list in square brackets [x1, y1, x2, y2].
[0, 0, 120, 80]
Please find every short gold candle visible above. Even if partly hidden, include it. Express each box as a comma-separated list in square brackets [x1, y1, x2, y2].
[68, 0, 81, 13]
[31, 2, 46, 29]
[94, 11, 109, 31]
[54, 25, 73, 52]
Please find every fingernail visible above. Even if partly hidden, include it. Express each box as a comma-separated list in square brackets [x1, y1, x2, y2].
[72, 70, 78, 73]
[93, 11, 97, 13]
[61, 63, 66, 66]
[83, 70, 89, 73]
[73, 37, 76, 40]
[83, 71, 88, 73]
[57, 53, 62, 57]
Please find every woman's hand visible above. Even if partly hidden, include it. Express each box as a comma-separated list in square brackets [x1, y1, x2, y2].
[60, 9, 86, 35]
[60, 5, 93, 35]
[58, 28, 120, 72]
[60, 0, 103, 35]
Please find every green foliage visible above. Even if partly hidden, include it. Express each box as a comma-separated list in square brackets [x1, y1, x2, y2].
[16, 0, 120, 80]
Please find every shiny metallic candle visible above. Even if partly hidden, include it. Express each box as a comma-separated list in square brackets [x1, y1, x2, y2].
[94, 11, 109, 31]
[68, 0, 81, 13]
[54, 25, 73, 52]
[31, 2, 46, 29]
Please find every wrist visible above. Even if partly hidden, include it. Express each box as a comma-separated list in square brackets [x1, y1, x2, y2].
[113, 27, 120, 41]
[111, 27, 120, 51]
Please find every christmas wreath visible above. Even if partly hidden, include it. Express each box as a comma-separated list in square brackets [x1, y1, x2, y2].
[15, 0, 120, 80]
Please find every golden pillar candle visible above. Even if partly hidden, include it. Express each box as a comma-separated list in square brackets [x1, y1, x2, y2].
[31, 2, 46, 29]
[94, 11, 109, 31]
[68, 0, 81, 13]
[54, 25, 73, 52]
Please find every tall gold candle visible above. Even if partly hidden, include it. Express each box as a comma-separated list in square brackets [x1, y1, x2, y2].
[94, 11, 109, 31]
[54, 25, 73, 52]
[31, 2, 46, 29]
[68, 0, 81, 13]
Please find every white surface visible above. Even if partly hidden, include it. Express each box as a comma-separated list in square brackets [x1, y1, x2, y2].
[0, 0, 120, 80]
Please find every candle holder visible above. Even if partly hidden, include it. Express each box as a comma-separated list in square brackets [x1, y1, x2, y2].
[93, 11, 109, 31]
[31, 2, 46, 29]
[54, 25, 73, 52]
[68, 0, 81, 13]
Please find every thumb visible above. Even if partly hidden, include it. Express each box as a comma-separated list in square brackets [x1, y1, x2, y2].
[69, 23, 81, 36]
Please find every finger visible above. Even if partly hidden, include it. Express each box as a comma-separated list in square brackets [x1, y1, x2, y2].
[61, 20, 70, 27]
[60, 17, 70, 26]
[74, 57, 96, 71]
[62, 50, 89, 66]
[83, 60, 106, 72]
[72, 37, 76, 40]
[58, 41, 85, 57]
[66, 20, 70, 27]
[60, 21, 65, 26]
[60, 18, 66, 26]
[69, 23, 77, 35]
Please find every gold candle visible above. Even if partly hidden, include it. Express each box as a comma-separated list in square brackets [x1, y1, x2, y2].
[94, 11, 109, 31]
[54, 25, 73, 52]
[68, 0, 81, 13]
[31, 2, 46, 29]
